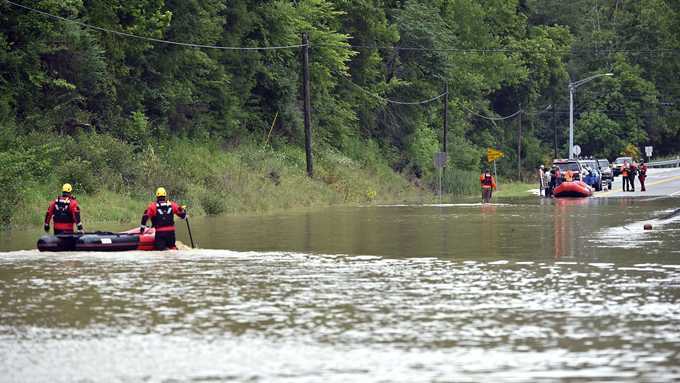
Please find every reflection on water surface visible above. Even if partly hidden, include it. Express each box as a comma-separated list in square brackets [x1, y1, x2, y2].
[1, 198, 680, 382]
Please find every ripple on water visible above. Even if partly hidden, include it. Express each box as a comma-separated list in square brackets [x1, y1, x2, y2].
[1, 250, 680, 382]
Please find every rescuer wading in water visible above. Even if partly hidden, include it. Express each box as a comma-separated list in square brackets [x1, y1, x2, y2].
[140, 187, 187, 250]
[44, 183, 83, 234]
[480, 169, 497, 203]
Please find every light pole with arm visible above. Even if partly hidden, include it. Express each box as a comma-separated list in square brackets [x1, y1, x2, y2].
[568, 73, 614, 159]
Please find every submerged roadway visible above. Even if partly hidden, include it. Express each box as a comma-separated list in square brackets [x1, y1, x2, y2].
[597, 167, 680, 198]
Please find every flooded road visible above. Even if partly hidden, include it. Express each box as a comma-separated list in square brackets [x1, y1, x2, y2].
[2, 197, 680, 382]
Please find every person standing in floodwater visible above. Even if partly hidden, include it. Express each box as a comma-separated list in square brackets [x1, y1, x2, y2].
[538, 165, 546, 197]
[554, 166, 562, 187]
[480, 169, 496, 203]
[622, 162, 630, 191]
[44, 183, 83, 235]
[639, 160, 648, 192]
[543, 168, 552, 197]
[628, 161, 638, 192]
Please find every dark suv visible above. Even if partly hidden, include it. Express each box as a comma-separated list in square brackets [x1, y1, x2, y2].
[597, 159, 613, 190]
[553, 159, 583, 181]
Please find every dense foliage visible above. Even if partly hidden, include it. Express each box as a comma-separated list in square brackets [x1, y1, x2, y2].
[1, 0, 678, 210]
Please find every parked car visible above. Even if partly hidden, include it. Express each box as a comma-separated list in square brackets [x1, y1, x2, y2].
[579, 159, 603, 191]
[613, 156, 633, 177]
[597, 159, 613, 190]
[553, 159, 583, 181]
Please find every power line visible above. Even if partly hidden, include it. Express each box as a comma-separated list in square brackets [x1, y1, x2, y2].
[4, 0, 306, 51]
[462, 105, 522, 121]
[343, 78, 448, 105]
[320, 43, 680, 55]
[8, 0, 675, 56]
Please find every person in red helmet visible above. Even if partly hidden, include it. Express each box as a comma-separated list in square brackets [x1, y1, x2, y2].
[140, 187, 187, 250]
[44, 183, 83, 234]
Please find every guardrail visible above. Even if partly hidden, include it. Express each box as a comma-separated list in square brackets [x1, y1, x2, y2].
[647, 158, 680, 168]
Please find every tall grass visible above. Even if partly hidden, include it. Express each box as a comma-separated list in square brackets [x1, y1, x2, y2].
[6, 133, 427, 227]
[439, 167, 480, 197]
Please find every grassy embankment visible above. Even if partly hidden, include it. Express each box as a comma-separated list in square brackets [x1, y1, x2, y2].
[2, 131, 535, 229]
[4, 132, 436, 228]
[493, 182, 536, 198]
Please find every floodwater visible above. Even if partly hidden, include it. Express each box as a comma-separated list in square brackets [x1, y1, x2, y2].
[1, 197, 680, 382]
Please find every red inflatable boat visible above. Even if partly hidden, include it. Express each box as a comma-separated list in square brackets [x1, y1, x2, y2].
[553, 181, 593, 198]
[37, 228, 157, 252]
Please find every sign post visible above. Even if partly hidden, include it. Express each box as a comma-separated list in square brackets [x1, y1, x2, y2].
[487, 148, 504, 191]
[572, 145, 581, 158]
[645, 146, 653, 162]
[433, 152, 448, 203]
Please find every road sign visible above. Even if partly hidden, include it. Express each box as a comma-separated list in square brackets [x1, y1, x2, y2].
[645, 146, 653, 157]
[573, 145, 581, 156]
[487, 148, 504, 162]
[433, 152, 448, 168]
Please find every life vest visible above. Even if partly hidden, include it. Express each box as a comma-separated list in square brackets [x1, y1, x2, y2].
[639, 165, 647, 176]
[53, 197, 74, 223]
[151, 201, 175, 229]
[481, 175, 493, 188]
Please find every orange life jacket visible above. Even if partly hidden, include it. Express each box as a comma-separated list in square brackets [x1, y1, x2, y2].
[480, 174, 495, 189]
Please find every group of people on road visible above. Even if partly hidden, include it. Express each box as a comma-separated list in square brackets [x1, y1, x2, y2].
[44, 184, 187, 250]
[538, 165, 571, 198]
[621, 160, 648, 192]
[534, 159, 649, 196]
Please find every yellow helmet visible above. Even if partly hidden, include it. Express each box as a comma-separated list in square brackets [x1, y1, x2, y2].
[62, 183, 73, 193]
[155, 187, 167, 198]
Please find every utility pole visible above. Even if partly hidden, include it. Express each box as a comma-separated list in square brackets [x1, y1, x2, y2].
[568, 73, 614, 159]
[552, 94, 557, 159]
[301, 32, 313, 177]
[443, 83, 449, 156]
[517, 105, 522, 180]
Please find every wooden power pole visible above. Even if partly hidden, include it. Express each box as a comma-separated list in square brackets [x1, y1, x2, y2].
[301, 32, 313, 177]
[443, 83, 449, 156]
[517, 105, 522, 180]
[553, 95, 558, 159]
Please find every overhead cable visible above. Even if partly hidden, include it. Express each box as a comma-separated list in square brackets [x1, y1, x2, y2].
[320, 43, 680, 55]
[344, 78, 447, 105]
[4, 0, 306, 51]
[462, 105, 522, 121]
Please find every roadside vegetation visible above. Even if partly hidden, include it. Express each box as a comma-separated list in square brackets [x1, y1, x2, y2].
[1, 1, 678, 226]
[2, 131, 432, 227]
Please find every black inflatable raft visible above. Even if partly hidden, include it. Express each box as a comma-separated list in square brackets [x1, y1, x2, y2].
[37, 229, 156, 252]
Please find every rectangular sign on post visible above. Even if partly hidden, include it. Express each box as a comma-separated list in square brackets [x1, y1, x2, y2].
[434, 152, 448, 169]
[645, 146, 653, 157]
[487, 148, 504, 163]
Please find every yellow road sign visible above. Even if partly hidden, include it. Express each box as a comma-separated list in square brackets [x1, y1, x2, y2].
[487, 148, 504, 162]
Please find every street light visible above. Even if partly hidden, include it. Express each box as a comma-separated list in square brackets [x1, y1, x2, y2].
[568, 72, 614, 159]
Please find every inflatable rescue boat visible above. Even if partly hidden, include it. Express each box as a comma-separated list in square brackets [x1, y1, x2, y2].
[37, 228, 156, 252]
[553, 181, 593, 198]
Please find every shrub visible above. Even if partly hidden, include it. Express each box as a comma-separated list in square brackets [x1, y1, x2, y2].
[56, 158, 97, 193]
[199, 191, 226, 215]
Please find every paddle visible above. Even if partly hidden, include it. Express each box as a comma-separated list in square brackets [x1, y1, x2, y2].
[185, 215, 195, 248]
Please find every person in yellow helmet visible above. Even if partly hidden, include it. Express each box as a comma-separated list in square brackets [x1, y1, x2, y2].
[140, 187, 187, 250]
[44, 183, 83, 234]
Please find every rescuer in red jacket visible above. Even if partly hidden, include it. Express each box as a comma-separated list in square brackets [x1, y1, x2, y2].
[140, 187, 187, 250]
[480, 169, 497, 203]
[44, 183, 83, 234]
